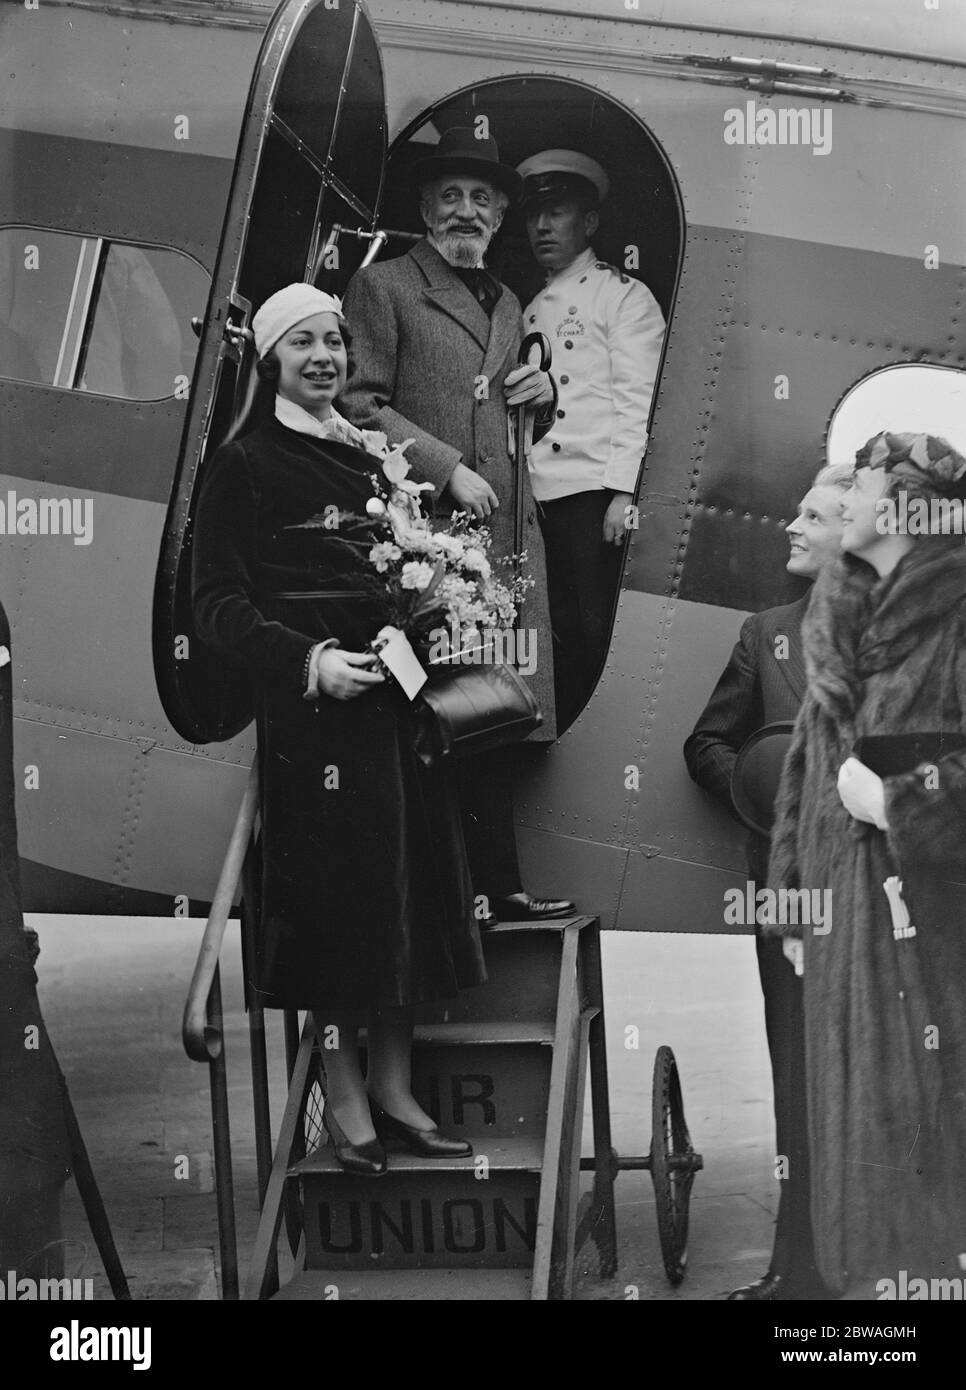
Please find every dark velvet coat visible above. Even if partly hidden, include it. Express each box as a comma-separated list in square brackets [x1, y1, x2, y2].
[191, 419, 486, 1011]
[766, 543, 966, 1291]
[340, 239, 557, 740]
[0, 604, 70, 1201]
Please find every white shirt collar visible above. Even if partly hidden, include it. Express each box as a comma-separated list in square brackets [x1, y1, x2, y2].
[544, 245, 597, 285]
[274, 395, 365, 447]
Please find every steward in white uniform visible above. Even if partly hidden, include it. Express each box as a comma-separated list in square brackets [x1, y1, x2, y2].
[517, 149, 666, 726]
[524, 247, 665, 500]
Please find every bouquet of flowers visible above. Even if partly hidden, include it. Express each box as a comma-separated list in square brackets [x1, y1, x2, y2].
[344, 432, 534, 693]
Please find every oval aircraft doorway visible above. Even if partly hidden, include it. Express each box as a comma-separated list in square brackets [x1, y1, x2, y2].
[378, 76, 684, 733]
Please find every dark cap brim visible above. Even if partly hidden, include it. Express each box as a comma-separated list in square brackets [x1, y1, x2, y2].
[521, 174, 600, 210]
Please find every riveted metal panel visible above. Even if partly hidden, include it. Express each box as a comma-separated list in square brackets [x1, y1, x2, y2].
[0, 130, 231, 266]
[617, 851, 751, 935]
[629, 229, 966, 613]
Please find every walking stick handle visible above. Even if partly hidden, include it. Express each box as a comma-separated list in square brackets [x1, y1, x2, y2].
[519, 331, 552, 372]
[514, 333, 552, 559]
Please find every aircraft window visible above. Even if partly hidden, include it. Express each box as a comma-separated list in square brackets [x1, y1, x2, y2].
[827, 363, 966, 462]
[0, 229, 91, 386]
[0, 227, 209, 401]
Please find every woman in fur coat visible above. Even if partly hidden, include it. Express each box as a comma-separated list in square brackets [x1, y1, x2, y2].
[766, 430, 966, 1295]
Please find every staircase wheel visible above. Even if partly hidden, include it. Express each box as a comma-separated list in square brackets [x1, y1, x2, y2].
[650, 1045, 698, 1287]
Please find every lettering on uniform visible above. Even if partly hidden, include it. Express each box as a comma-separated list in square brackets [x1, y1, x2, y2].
[554, 315, 585, 341]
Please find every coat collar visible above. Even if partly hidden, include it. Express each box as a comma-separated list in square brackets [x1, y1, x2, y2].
[410, 239, 519, 375]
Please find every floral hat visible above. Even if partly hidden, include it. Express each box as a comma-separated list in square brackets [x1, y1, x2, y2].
[855, 430, 966, 494]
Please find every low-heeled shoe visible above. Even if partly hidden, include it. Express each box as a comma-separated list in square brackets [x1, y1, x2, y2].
[322, 1105, 388, 1177]
[369, 1101, 473, 1158]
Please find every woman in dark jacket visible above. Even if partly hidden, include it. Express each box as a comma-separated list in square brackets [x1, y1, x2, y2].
[192, 284, 486, 1175]
[766, 431, 966, 1294]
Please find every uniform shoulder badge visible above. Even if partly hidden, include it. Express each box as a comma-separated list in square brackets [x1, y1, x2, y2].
[594, 260, 631, 283]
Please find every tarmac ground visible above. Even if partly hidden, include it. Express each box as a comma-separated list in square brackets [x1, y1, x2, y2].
[32, 915, 794, 1302]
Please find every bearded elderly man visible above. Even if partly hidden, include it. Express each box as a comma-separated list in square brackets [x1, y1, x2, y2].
[340, 127, 574, 926]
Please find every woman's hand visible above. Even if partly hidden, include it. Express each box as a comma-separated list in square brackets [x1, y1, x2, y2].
[837, 757, 888, 830]
[313, 648, 385, 701]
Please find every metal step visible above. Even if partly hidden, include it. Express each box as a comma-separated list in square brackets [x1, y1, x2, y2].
[411, 1033, 553, 1140]
[293, 1136, 543, 1271]
[420, 918, 594, 1026]
[272, 1267, 533, 1300]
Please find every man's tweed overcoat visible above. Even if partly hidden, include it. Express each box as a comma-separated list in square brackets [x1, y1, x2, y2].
[340, 238, 557, 739]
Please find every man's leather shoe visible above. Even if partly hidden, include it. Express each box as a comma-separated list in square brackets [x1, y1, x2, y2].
[727, 1271, 784, 1301]
[477, 909, 499, 929]
[492, 891, 576, 921]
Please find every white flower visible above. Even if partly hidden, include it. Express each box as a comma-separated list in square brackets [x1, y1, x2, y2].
[400, 561, 435, 591]
[396, 478, 435, 499]
[382, 439, 417, 484]
[462, 546, 491, 577]
[369, 541, 401, 573]
[432, 533, 466, 559]
[361, 429, 390, 457]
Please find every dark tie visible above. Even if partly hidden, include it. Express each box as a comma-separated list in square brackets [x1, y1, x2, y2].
[453, 266, 502, 318]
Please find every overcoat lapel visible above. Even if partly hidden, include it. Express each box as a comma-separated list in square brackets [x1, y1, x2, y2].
[411, 239, 490, 352]
[767, 595, 809, 704]
[480, 290, 520, 385]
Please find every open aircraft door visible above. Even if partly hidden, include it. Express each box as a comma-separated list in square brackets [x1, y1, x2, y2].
[154, 0, 387, 744]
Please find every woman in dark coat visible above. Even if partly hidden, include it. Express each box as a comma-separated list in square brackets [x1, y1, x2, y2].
[766, 431, 966, 1294]
[0, 603, 71, 1276]
[192, 284, 486, 1175]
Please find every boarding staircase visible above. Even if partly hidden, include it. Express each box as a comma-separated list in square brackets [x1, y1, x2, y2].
[183, 768, 701, 1301]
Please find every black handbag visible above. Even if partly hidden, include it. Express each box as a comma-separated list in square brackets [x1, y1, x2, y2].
[414, 661, 542, 763]
[412, 332, 551, 764]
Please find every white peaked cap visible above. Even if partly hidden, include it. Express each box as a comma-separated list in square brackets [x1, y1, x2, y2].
[515, 149, 610, 203]
[252, 283, 345, 359]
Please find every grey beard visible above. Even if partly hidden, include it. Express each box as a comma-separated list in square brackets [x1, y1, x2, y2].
[431, 229, 490, 268]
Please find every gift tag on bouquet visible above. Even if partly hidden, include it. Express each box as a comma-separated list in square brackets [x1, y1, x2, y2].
[373, 626, 427, 700]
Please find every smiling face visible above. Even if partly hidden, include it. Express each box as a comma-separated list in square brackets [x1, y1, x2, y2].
[839, 466, 893, 560]
[419, 175, 507, 268]
[273, 312, 347, 419]
[784, 484, 846, 578]
[525, 194, 598, 272]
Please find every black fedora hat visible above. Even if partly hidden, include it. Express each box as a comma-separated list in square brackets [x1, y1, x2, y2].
[730, 721, 796, 838]
[412, 126, 523, 204]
